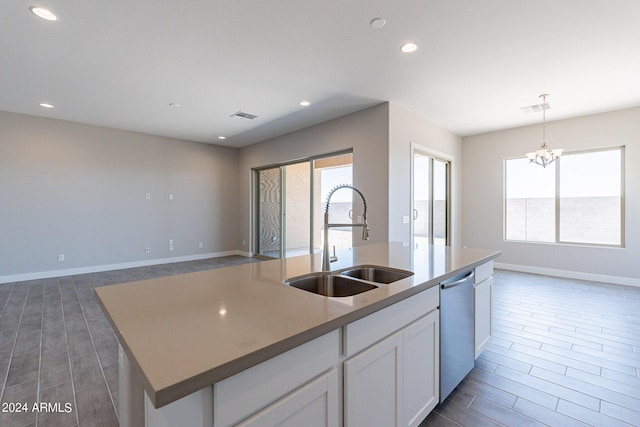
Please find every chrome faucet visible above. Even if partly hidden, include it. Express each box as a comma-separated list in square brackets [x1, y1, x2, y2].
[322, 184, 370, 271]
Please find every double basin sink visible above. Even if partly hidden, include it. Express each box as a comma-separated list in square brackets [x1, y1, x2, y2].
[284, 266, 414, 297]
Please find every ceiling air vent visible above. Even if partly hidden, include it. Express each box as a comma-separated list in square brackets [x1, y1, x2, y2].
[230, 111, 258, 120]
[520, 102, 550, 113]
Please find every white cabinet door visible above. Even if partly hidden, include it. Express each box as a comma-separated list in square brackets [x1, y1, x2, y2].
[474, 276, 493, 358]
[344, 332, 403, 427]
[237, 369, 339, 427]
[403, 309, 439, 427]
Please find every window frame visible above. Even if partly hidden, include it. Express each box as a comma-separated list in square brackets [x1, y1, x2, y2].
[504, 145, 625, 248]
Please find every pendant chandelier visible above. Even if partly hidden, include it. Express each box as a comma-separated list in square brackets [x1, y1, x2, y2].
[525, 94, 563, 167]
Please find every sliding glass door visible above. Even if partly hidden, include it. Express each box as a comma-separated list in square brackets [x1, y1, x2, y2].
[412, 148, 451, 249]
[284, 162, 311, 257]
[254, 152, 352, 259]
[313, 153, 353, 254]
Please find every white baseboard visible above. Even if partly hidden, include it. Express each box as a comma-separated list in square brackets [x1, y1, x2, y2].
[0, 250, 248, 284]
[495, 262, 640, 288]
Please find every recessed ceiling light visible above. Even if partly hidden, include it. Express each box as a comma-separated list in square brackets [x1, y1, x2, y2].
[400, 42, 418, 54]
[39, 102, 54, 108]
[299, 100, 311, 107]
[217, 136, 226, 140]
[370, 18, 386, 29]
[29, 6, 58, 21]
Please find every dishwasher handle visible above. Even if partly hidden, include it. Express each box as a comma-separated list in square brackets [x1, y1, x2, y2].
[440, 271, 474, 289]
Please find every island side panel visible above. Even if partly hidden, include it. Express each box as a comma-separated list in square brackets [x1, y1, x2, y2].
[119, 344, 145, 427]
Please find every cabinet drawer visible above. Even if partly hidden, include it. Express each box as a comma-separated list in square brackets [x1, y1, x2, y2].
[344, 286, 439, 358]
[475, 261, 493, 284]
[213, 329, 340, 427]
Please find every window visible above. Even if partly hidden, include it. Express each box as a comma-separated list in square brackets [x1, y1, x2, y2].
[505, 147, 624, 246]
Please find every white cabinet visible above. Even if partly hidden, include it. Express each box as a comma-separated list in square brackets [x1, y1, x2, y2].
[213, 330, 340, 427]
[344, 331, 403, 427]
[238, 369, 339, 427]
[474, 261, 493, 359]
[403, 309, 439, 427]
[344, 286, 440, 427]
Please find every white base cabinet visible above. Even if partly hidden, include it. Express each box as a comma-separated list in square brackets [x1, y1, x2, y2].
[344, 286, 440, 427]
[213, 330, 340, 427]
[344, 331, 403, 427]
[403, 309, 439, 427]
[474, 261, 493, 359]
[238, 369, 339, 427]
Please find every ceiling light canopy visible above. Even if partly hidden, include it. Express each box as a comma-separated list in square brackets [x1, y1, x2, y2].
[29, 6, 58, 21]
[400, 42, 418, 53]
[299, 100, 310, 107]
[525, 94, 564, 167]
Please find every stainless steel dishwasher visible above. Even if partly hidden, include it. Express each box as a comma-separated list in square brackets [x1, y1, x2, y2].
[439, 270, 475, 402]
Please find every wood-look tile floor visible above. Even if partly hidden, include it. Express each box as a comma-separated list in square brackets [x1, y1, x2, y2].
[0, 256, 260, 427]
[2, 263, 639, 426]
[421, 270, 640, 427]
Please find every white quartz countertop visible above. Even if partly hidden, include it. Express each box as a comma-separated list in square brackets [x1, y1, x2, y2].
[95, 242, 500, 408]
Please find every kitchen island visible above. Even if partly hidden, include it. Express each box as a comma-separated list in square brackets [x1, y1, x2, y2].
[95, 242, 500, 426]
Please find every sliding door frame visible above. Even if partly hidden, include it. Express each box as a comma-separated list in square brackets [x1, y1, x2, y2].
[410, 143, 453, 248]
[252, 149, 353, 259]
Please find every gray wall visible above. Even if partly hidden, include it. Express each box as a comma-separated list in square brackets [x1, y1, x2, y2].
[462, 107, 640, 283]
[238, 104, 390, 254]
[0, 111, 239, 279]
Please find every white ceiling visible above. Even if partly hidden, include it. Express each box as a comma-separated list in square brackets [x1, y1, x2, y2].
[2, 0, 640, 147]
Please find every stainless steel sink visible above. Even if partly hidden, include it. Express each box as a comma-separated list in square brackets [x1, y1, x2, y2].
[284, 265, 414, 297]
[284, 273, 378, 297]
[340, 266, 414, 284]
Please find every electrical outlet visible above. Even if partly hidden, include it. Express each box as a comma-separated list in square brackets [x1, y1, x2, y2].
[402, 216, 410, 224]
[169, 245, 174, 251]
[169, 239, 174, 245]
[169, 193, 174, 200]
[145, 193, 151, 200]
[145, 247, 150, 254]
[57, 254, 64, 262]
[199, 242, 203, 249]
